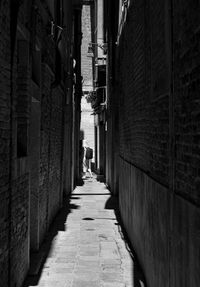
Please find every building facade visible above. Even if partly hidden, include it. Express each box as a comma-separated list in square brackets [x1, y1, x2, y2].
[84, 0, 107, 178]
[80, 0, 107, 178]
[0, 0, 82, 286]
[105, 0, 200, 286]
[80, 1, 95, 168]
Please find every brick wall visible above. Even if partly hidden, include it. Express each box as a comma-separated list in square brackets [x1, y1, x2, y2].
[39, 65, 64, 244]
[173, 1, 200, 206]
[48, 86, 64, 225]
[30, 93, 40, 251]
[118, 1, 170, 185]
[8, 6, 31, 287]
[0, 1, 31, 286]
[171, 2, 200, 286]
[0, 0, 73, 286]
[10, 172, 30, 287]
[110, 1, 200, 287]
[81, 4, 93, 92]
[0, 0, 10, 285]
[116, 3, 171, 285]
[39, 64, 52, 243]
[116, 0, 200, 204]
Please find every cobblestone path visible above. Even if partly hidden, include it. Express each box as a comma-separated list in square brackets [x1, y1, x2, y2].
[24, 178, 136, 287]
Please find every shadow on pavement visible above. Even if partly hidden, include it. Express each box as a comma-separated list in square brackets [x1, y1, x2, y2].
[105, 195, 147, 287]
[23, 194, 78, 287]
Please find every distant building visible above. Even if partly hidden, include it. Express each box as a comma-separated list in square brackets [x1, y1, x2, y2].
[81, 1, 95, 162]
[84, 0, 107, 179]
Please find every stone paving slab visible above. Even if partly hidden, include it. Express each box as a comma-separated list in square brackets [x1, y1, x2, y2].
[24, 178, 136, 287]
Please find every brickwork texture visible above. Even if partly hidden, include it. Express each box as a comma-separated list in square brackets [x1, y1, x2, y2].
[81, 4, 93, 92]
[107, 1, 200, 287]
[0, 1, 11, 285]
[0, 1, 74, 286]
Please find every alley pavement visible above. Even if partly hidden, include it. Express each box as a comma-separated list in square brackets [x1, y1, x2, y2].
[24, 176, 143, 287]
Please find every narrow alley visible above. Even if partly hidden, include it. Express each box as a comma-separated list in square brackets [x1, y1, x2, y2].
[1, 1, 200, 287]
[24, 177, 144, 287]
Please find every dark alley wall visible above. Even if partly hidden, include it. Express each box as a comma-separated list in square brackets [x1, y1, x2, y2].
[0, 1, 78, 286]
[173, 1, 200, 207]
[0, 1, 31, 286]
[118, 1, 170, 186]
[0, 0, 11, 285]
[106, 1, 200, 287]
[117, 3, 171, 284]
[39, 69, 64, 244]
[171, 2, 200, 286]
